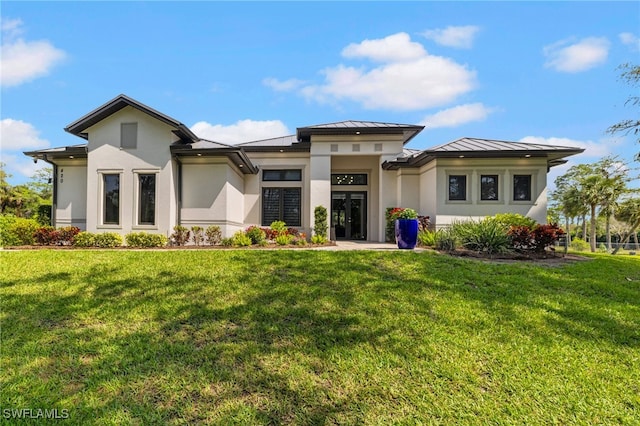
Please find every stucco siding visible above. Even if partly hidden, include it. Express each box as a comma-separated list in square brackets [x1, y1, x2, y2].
[55, 162, 87, 229]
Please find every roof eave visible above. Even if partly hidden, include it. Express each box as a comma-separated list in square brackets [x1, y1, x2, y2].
[170, 146, 258, 174]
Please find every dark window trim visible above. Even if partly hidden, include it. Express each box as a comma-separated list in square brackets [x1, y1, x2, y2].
[480, 174, 499, 201]
[261, 187, 301, 226]
[138, 173, 156, 225]
[513, 174, 532, 201]
[331, 173, 368, 186]
[448, 175, 467, 201]
[262, 169, 302, 181]
[103, 174, 120, 225]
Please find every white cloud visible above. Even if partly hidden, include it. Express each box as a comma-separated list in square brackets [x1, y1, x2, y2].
[0, 118, 50, 150]
[1, 153, 50, 181]
[543, 37, 610, 73]
[191, 119, 290, 144]
[420, 25, 481, 49]
[419, 103, 495, 128]
[0, 18, 66, 87]
[271, 32, 477, 111]
[262, 77, 306, 92]
[342, 32, 426, 62]
[619, 32, 640, 52]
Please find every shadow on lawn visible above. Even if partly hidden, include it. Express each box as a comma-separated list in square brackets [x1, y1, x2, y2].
[1, 251, 408, 424]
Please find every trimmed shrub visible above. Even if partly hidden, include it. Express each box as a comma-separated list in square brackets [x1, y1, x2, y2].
[311, 234, 328, 244]
[508, 225, 534, 251]
[245, 226, 266, 245]
[191, 226, 204, 246]
[452, 218, 511, 254]
[531, 224, 564, 253]
[292, 232, 308, 246]
[125, 232, 168, 248]
[232, 231, 252, 247]
[74, 232, 96, 247]
[417, 229, 436, 247]
[220, 237, 234, 247]
[205, 225, 222, 245]
[314, 205, 328, 239]
[0, 215, 40, 246]
[171, 225, 190, 246]
[94, 233, 123, 248]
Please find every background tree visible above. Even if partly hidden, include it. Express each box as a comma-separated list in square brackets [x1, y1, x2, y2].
[612, 197, 640, 254]
[606, 63, 639, 161]
[0, 163, 53, 222]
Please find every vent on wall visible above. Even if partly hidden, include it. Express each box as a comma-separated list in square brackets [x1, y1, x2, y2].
[352, 144, 360, 152]
[330, 144, 338, 152]
[374, 143, 383, 152]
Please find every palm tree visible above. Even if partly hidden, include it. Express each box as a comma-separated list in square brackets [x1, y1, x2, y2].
[612, 198, 640, 254]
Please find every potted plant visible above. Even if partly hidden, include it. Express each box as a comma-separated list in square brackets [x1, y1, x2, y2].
[393, 208, 419, 249]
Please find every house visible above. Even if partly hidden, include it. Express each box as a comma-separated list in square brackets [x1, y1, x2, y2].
[24, 94, 584, 242]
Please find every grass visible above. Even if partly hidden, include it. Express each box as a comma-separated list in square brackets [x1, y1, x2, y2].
[1, 250, 639, 425]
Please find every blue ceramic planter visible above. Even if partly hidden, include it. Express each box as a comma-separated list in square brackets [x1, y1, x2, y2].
[395, 219, 419, 249]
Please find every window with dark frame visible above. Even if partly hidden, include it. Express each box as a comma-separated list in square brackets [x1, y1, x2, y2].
[480, 175, 499, 201]
[121, 123, 137, 149]
[513, 175, 532, 201]
[262, 169, 301, 181]
[138, 174, 156, 225]
[331, 174, 368, 185]
[448, 175, 467, 201]
[262, 187, 301, 226]
[103, 174, 120, 225]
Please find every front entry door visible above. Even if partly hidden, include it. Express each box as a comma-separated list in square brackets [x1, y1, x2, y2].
[331, 191, 367, 240]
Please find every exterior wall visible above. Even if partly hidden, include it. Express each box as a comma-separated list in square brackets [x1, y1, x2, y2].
[429, 157, 548, 227]
[180, 158, 246, 236]
[84, 106, 178, 236]
[55, 160, 87, 229]
[397, 168, 420, 211]
[418, 162, 437, 223]
[244, 153, 311, 234]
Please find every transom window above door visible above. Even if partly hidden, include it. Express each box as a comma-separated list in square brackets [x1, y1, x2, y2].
[331, 174, 367, 185]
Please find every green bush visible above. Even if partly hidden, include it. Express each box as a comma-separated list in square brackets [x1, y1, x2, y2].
[313, 205, 328, 239]
[311, 234, 328, 244]
[435, 228, 459, 252]
[0, 215, 40, 246]
[232, 231, 252, 247]
[452, 218, 511, 254]
[417, 229, 436, 247]
[270, 221, 287, 236]
[94, 233, 123, 248]
[220, 237, 234, 247]
[125, 232, 168, 248]
[74, 232, 96, 247]
[275, 234, 294, 246]
[205, 225, 222, 245]
[570, 238, 589, 252]
[245, 226, 266, 245]
[36, 204, 52, 226]
[493, 213, 536, 230]
[191, 226, 204, 246]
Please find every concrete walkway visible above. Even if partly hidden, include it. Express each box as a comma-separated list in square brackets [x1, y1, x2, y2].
[317, 241, 427, 251]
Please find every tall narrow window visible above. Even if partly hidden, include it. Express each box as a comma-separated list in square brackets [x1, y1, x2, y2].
[513, 175, 532, 201]
[103, 174, 120, 224]
[480, 175, 499, 200]
[448, 175, 467, 201]
[121, 123, 137, 149]
[139, 174, 156, 225]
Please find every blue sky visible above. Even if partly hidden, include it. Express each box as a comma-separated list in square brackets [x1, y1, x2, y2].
[1, 1, 638, 190]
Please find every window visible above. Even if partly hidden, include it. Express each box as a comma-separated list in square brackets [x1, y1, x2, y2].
[262, 169, 301, 181]
[331, 174, 368, 185]
[513, 175, 532, 201]
[448, 175, 467, 201]
[138, 174, 156, 225]
[262, 188, 301, 226]
[480, 175, 499, 201]
[121, 123, 137, 149]
[103, 174, 120, 224]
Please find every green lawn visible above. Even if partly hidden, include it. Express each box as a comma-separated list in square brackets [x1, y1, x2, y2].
[1, 250, 639, 425]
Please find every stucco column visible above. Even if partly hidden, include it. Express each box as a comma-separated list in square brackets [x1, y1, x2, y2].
[309, 154, 331, 238]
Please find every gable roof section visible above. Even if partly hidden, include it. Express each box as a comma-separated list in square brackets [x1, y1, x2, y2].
[382, 137, 585, 170]
[64, 94, 198, 142]
[170, 139, 258, 174]
[297, 120, 424, 145]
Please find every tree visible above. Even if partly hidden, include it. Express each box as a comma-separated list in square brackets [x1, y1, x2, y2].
[606, 63, 640, 162]
[612, 197, 640, 254]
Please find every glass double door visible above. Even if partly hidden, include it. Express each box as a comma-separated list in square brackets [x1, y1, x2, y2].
[331, 191, 367, 240]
